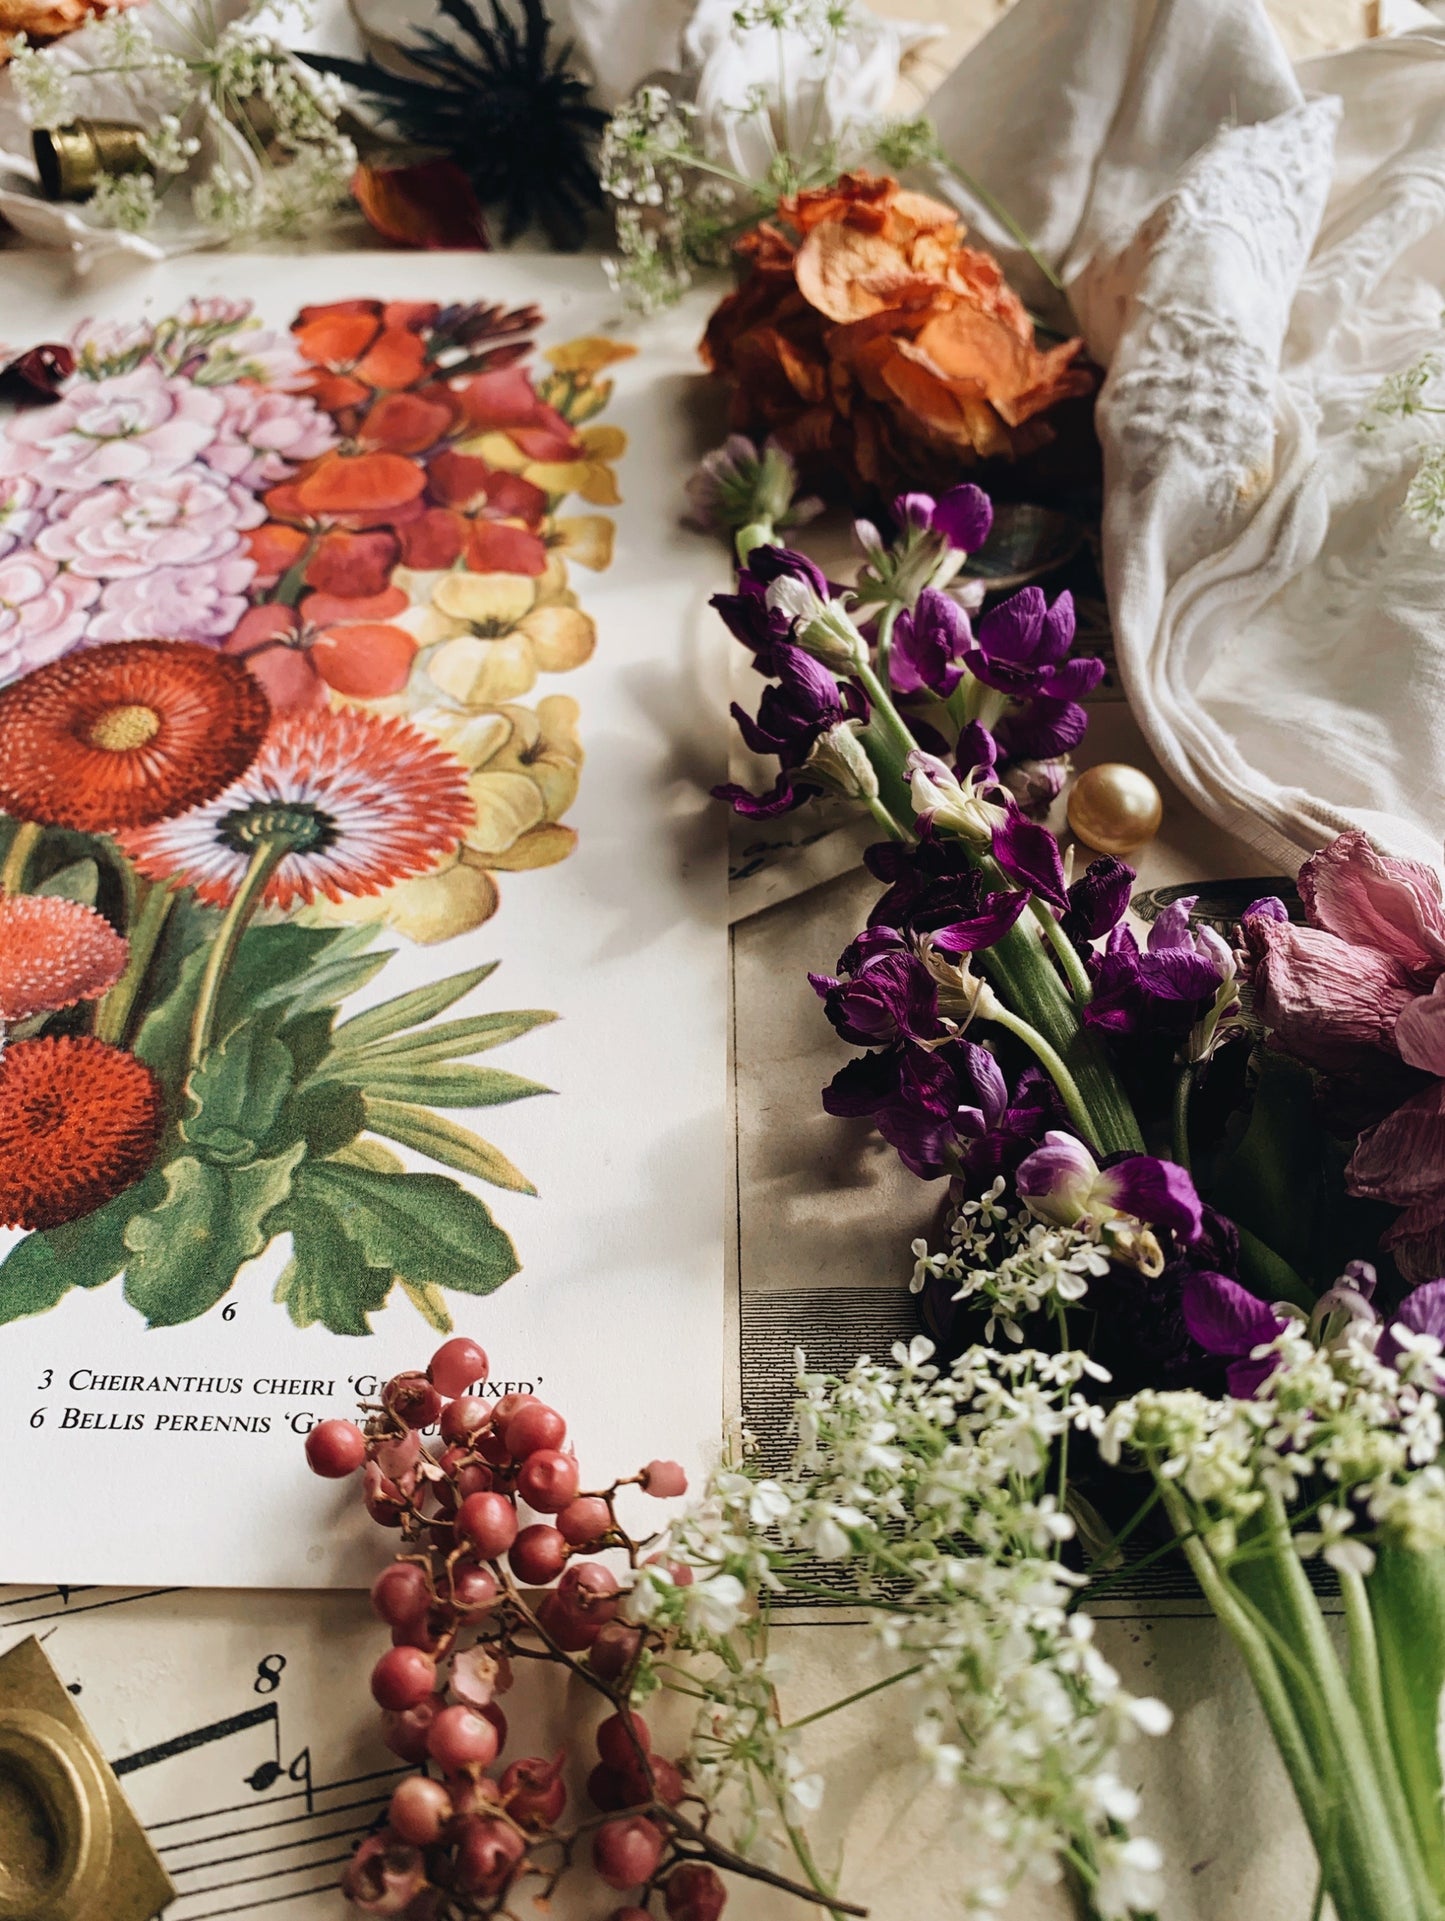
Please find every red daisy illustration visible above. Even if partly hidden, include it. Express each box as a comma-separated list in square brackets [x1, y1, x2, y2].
[0, 894, 128, 1022]
[0, 1035, 164, 1230]
[119, 707, 475, 910]
[0, 639, 272, 832]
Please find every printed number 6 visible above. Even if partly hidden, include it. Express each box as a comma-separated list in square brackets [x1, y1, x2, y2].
[29, 1409, 45, 1428]
[222, 1304, 237, 1322]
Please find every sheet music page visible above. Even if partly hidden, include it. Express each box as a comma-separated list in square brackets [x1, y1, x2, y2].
[0, 256, 729, 1589]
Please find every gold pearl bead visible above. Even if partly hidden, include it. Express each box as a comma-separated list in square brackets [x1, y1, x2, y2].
[1066, 762, 1163, 856]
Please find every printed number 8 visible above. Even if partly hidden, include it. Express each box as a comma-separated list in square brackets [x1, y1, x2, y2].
[254, 1654, 286, 1694]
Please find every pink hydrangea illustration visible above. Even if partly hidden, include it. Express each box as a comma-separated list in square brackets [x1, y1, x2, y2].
[36, 466, 263, 579]
[0, 364, 223, 492]
[0, 477, 52, 561]
[0, 553, 100, 681]
[86, 557, 255, 643]
[203, 385, 337, 489]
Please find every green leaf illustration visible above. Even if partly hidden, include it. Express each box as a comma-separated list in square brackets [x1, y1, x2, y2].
[323, 1061, 552, 1108]
[298, 1158, 519, 1297]
[325, 1008, 557, 1071]
[0, 1181, 157, 1324]
[181, 1025, 295, 1165]
[396, 1277, 453, 1333]
[327, 962, 498, 1050]
[362, 1097, 538, 1193]
[252, 949, 389, 1018]
[122, 1144, 305, 1327]
[283, 1080, 367, 1159]
[274, 1201, 394, 1335]
[34, 858, 100, 905]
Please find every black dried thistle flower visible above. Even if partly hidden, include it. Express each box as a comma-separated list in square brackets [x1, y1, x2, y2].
[304, 0, 607, 249]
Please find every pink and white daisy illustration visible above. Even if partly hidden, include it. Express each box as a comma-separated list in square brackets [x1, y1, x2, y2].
[119, 707, 476, 909]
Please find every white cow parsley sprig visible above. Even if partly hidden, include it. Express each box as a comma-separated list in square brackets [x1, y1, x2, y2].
[911, 1178, 1114, 1341]
[1101, 1321, 1445, 1570]
[10, 0, 353, 242]
[627, 1338, 1169, 1919]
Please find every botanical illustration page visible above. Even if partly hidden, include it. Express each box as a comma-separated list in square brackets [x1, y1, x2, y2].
[0, 254, 727, 1587]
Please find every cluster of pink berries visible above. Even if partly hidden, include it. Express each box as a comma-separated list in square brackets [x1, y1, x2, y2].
[304, 1338, 726, 1921]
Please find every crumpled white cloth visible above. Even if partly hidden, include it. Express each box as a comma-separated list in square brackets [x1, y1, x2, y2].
[926, 0, 1445, 875]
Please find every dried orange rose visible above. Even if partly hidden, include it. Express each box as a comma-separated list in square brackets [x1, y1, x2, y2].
[0, 0, 136, 59]
[701, 171, 1096, 500]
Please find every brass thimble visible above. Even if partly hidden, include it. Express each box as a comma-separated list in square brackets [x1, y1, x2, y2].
[0, 1637, 173, 1921]
[32, 120, 151, 202]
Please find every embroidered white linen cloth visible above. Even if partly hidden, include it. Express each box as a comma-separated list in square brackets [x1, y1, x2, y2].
[926, 0, 1445, 873]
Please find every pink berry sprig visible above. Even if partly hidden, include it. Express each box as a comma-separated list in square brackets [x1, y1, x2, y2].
[306, 1341, 865, 1921]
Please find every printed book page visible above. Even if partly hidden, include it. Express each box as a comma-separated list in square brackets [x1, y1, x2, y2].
[0, 254, 729, 1588]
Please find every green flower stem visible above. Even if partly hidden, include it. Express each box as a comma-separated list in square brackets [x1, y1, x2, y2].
[94, 879, 174, 1047]
[187, 837, 288, 1070]
[1162, 1475, 1435, 1921]
[984, 1001, 1101, 1150]
[1252, 1492, 1436, 1916]
[875, 603, 901, 685]
[942, 157, 1066, 293]
[1171, 1061, 1195, 1170]
[854, 657, 921, 772]
[1338, 1562, 1428, 1898]
[1031, 897, 1093, 1006]
[864, 794, 910, 842]
[781, 1662, 926, 1733]
[1369, 1544, 1445, 1896]
[1, 820, 41, 895]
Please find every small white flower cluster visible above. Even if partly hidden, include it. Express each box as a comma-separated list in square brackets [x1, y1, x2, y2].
[1360, 350, 1444, 430]
[11, 0, 352, 242]
[599, 85, 693, 212]
[911, 1178, 1113, 1342]
[1100, 1321, 1445, 1572]
[731, 0, 856, 54]
[625, 1338, 1169, 1918]
[1405, 446, 1445, 548]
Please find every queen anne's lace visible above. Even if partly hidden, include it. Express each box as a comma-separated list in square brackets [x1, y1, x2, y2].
[911, 1179, 1115, 1342]
[622, 1338, 1168, 1918]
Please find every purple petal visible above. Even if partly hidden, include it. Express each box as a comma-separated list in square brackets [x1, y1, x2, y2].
[742, 544, 830, 600]
[1044, 655, 1105, 699]
[1034, 589, 1076, 663]
[1017, 1130, 1099, 1222]
[1379, 1278, 1445, 1370]
[1065, 857, 1135, 940]
[1102, 1154, 1204, 1243]
[1244, 895, 1291, 923]
[1148, 899, 1199, 951]
[997, 695, 1090, 759]
[976, 586, 1046, 664]
[930, 888, 1030, 954]
[891, 588, 969, 699]
[955, 720, 998, 776]
[713, 773, 810, 818]
[892, 491, 935, 530]
[1180, 1270, 1287, 1358]
[1135, 950, 1225, 1001]
[1226, 1353, 1281, 1398]
[992, 808, 1068, 909]
[956, 1040, 1008, 1124]
[931, 483, 993, 553]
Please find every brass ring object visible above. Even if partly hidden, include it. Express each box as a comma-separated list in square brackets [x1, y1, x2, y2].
[32, 121, 152, 202]
[0, 1706, 115, 1921]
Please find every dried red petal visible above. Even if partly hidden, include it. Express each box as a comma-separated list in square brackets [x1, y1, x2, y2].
[352, 160, 491, 254]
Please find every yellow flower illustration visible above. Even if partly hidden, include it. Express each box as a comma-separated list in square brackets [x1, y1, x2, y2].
[544, 338, 637, 376]
[461, 423, 627, 506]
[545, 514, 615, 570]
[316, 696, 583, 944]
[407, 570, 595, 707]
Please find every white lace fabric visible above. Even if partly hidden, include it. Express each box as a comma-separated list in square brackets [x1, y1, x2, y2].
[926, 0, 1445, 874]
